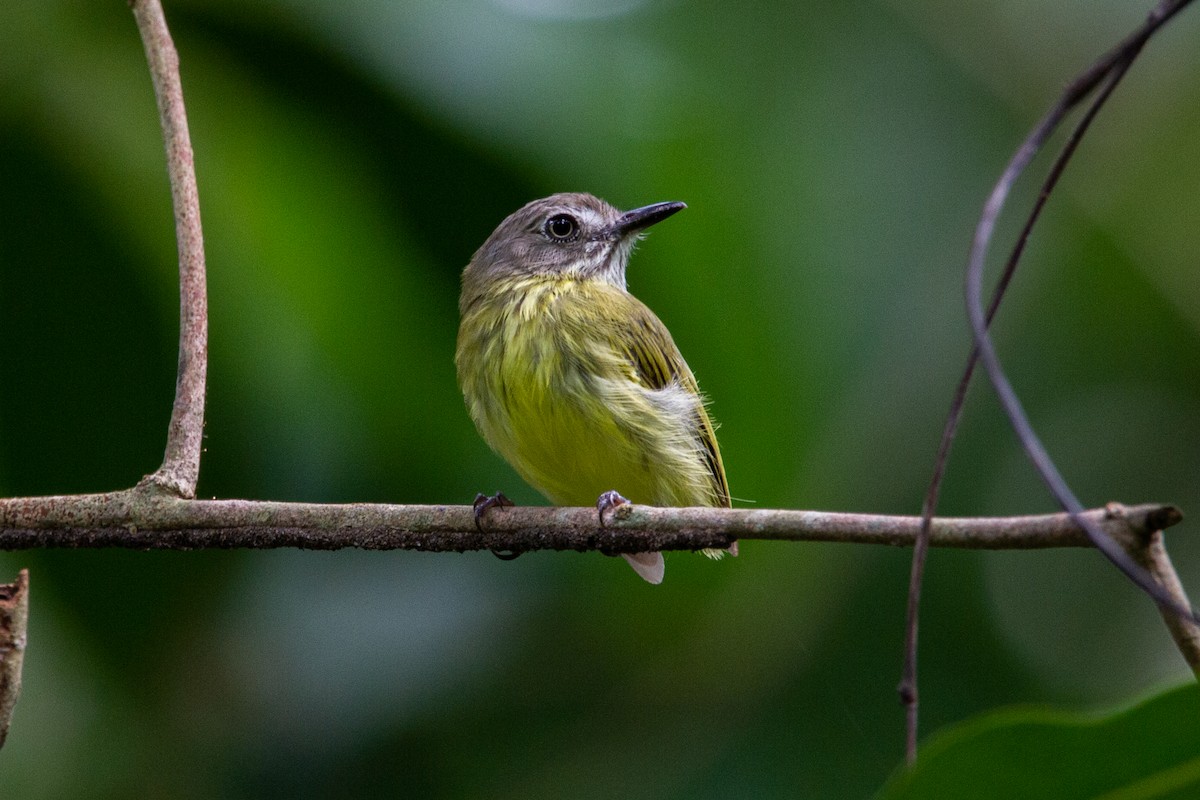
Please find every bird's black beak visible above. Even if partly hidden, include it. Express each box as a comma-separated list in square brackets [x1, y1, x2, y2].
[611, 201, 686, 238]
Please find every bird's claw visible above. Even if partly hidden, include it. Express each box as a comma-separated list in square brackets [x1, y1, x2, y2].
[596, 490, 631, 527]
[473, 492, 520, 560]
[473, 491, 515, 530]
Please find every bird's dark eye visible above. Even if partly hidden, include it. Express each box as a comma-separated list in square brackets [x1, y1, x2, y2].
[545, 214, 579, 242]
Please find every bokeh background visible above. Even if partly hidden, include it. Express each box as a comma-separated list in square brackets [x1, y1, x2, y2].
[2, 1, 1199, 797]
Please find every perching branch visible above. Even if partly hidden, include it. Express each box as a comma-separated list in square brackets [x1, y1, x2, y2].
[0, 493, 1179, 554]
[902, 0, 1197, 765]
[0, 494, 1188, 672]
[130, 0, 208, 499]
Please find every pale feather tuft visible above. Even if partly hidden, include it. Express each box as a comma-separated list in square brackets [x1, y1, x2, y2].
[701, 543, 738, 560]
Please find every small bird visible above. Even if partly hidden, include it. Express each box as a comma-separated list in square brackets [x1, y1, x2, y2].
[455, 193, 731, 583]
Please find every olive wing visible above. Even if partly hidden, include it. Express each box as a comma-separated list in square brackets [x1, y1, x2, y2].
[615, 297, 731, 508]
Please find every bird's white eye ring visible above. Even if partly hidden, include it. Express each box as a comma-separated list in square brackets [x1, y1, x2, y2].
[545, 214, 579, 242]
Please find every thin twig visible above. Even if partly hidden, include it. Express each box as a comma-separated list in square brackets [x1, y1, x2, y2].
[130, 0, 208, 499]
[0, 493, 1180, 553]
[964, 0, 1196, 620]
[903, 0, 1196, 763]
[0, 570, 29, 751]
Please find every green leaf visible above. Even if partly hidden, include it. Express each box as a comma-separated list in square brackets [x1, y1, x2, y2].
[878, 682, 1200, 800]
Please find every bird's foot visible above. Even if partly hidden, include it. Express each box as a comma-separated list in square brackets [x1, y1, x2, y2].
[473, 492, 520, 560]
[596, 491, 662, 583]
[596, 490, 631, 527]
[473, 491, 515, 529]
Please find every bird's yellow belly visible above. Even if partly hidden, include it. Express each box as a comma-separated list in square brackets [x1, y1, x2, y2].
[480, 337, 663, 507]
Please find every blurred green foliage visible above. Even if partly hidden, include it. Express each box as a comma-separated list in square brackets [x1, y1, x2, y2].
[1, 1, 1198, 797]
[879, 682, 1200, 799]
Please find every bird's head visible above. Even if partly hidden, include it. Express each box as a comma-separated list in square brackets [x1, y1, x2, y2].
[462, 192, 685, 302]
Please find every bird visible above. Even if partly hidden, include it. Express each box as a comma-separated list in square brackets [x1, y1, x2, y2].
[455, 192, 731, 583]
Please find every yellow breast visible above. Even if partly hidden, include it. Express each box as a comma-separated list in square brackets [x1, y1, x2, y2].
[455, 276, 722, 507]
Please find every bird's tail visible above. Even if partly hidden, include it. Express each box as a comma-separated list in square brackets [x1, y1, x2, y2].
[622, 551, 665, 584]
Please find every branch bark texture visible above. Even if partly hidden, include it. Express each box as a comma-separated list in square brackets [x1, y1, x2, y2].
[0, 493, 1180, 554]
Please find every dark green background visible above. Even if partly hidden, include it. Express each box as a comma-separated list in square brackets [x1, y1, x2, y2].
[1, 1, 1198, 797]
